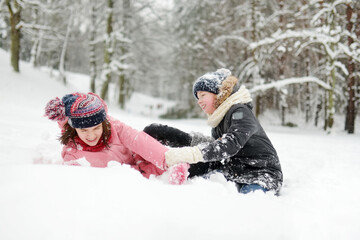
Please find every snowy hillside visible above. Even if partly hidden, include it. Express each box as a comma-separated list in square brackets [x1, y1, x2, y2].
[0, 49, 360, 240]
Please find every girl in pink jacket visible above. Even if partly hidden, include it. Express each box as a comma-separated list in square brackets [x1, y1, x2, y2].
[44, 92, 168, 178]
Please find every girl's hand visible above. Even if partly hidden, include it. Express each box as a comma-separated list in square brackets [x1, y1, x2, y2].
[165, 146, 204, 167]
[168, 163, 190, 185]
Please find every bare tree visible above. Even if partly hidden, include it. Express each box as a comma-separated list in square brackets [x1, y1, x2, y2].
[345, 2, 359, 134]
[100, 0, 114, 100]
[6, 0, 21, 72]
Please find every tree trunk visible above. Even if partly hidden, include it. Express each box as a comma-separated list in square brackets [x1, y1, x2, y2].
[326, 9, 337, 133]
[327, 66, 336, 130]
[345, 4, 356, 134]
[30, 38, 40, 67]
[118, 0, 131, 109]
[59, 14, 73, 85]
[324, 93, 328, 131]
[305, 49, 311, 123]
[301, 0, 312, 124]
[6, 0, 21, 73]
[315, 93, 322, 127]
[255, 94, 261, 118]
[30, 8, 40, 68]
[100, 0, 114, 100]
[118, 74, 125, 109]
[89, 5, 97, 93]
[251, 0, 261, 118]
[356, 7, 360, 131]
[281, 106, 285, 126]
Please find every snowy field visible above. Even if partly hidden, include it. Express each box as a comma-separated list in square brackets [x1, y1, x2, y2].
[0, 49, 360, 240]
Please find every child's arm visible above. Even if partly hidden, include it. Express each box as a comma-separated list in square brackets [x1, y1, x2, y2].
[200, 106, 258, 161]
[135, 159, 166, 178]
[164, 106, 257, 166]
[61, 148, 81, 166]
[190, 132, 214, 146]
[113, 119, 168, 170]
[143, 123, 214, 147]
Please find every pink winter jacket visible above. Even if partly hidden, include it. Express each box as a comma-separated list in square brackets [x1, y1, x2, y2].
[60, 116, 168, 178]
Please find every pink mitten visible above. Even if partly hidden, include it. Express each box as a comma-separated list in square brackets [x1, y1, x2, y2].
[168, 163, 190, 185]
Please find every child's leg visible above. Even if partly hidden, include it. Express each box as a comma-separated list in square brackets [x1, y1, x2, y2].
[236, 183, 268, 194]
[143, 124, 192, 147]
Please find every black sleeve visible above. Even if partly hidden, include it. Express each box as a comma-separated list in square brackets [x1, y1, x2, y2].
[143, 123, 192, 147]
[200, 106, 258, 161]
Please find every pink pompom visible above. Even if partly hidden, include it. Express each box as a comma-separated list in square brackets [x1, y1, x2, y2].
[44, 97, 66, 121]
[168, 163, 190, 185]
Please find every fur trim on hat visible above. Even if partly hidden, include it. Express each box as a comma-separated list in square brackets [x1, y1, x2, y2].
[215, 75, 238, 108]
[193, 68, 232, 99]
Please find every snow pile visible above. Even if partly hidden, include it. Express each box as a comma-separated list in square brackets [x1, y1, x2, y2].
[0, 49, 360, 240]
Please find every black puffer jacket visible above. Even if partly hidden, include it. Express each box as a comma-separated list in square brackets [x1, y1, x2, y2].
[192, 103, 282, 192]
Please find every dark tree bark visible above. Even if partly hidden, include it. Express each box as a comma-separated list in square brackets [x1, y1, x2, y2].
[6, 0, 21, 73]
[345, 4, 356, 134]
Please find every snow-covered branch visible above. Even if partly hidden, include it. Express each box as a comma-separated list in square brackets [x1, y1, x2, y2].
[334, 61, 349, 75]
[339, 43, 360, 63]
[249, 76, 331, 93]
[310, 0, 352, 26]
[18, 21, 53, 31]
[110, 60, 132, 73]
[250, 29, 340, 49]
[213, 35, 250, 47]
[250, 29, 348, 60]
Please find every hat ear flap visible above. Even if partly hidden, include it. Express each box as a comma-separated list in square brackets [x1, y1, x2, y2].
[215, 76, 238, 108]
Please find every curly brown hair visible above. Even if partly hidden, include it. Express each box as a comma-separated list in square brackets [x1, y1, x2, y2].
[59, 119, 112, 148]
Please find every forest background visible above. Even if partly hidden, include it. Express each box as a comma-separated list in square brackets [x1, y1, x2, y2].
[1, 0, 359, 134]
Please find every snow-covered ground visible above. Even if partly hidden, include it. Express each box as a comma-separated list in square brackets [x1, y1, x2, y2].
[0, 49, 360, 240]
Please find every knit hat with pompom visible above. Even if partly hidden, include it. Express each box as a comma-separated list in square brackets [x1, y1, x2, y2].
[193, 68, 240, 108]
[44, 92, 107, 129]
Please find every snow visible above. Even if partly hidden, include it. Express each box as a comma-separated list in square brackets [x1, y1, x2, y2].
[0, 48, 360, 239]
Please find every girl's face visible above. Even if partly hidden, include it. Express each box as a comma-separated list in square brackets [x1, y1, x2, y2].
[197, 91, 217, 114]
[75, 123, 103, 146]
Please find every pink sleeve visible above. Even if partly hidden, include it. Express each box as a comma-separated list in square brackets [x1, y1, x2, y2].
[137, 160, 166, 178]
[112, 119, 168, 170]
[131, 154, 165, 178]
[61, 146, 81, 166]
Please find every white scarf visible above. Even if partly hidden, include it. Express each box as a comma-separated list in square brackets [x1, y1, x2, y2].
[207, 85, 252, 128]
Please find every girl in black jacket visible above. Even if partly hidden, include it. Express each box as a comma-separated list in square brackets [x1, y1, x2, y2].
[144, 69, 283, 194]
